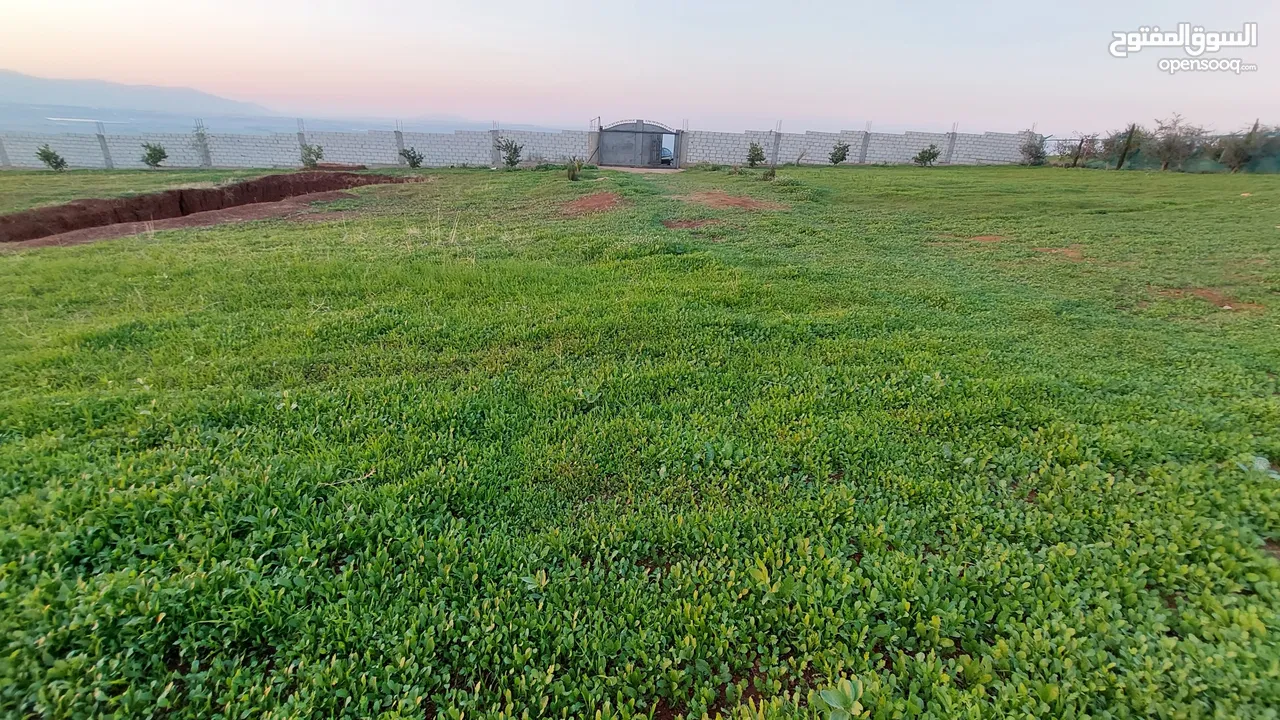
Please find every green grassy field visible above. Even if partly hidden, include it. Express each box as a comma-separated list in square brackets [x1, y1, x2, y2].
[1, 165, 1278, 719]
[0, 168, 269, 214]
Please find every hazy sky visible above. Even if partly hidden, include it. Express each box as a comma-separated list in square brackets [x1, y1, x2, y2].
[1, 0, 1275, 136]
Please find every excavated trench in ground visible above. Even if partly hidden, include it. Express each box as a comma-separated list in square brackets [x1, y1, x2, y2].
[0, 171, 416, 244]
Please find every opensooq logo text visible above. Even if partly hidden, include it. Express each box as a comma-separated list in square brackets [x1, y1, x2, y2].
[1109, 23, 1259, 74]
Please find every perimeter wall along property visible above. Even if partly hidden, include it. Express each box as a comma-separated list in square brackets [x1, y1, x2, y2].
[0, 124, 1034, 169]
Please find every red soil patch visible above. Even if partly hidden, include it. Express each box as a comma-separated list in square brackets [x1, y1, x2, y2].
[7, 191, 359, 249]
[678, 190, 786, 211]
[1033, 244, 1085, 261]
[563, 191, 622, 216]
[0, 171, 416, 245]
[1157, 287, 1263, 311]
[969, 235, 1005, 242]
[662, 219, 718, 229]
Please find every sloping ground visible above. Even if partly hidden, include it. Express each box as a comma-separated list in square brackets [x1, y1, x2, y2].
[0, 171, 414, 244]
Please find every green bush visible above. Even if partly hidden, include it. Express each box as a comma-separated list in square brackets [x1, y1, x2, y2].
[399, 146, 424, 168]
[496, 137, 523, 168]
[566, 156, 584, 181]
[35, 144, 66, 171]
[1145, 113, 1206, 171]
[747, 142, 766, 168]
[300, 142, 324, 169]
[829, 141, 850, 165]
[1019, 133, 1047, 166]
[912, 144, 941, 167]
[141, 143, 168, 169]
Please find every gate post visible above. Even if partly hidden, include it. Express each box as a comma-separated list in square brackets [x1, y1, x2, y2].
[0, 134, 10, 168]
[587, 131, 599, 165]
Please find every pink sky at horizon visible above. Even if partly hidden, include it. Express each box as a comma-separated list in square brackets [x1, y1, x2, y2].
[2, 0, 1276, 136]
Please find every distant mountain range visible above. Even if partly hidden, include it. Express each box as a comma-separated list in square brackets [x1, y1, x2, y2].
[0, 70, 564, 135]
[0, 70, 270, 116]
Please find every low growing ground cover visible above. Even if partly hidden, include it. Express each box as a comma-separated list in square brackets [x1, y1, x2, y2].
[0, 165, 1277, 718]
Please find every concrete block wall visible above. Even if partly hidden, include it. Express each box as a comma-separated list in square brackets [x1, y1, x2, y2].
[863, 132, 948, 164]
[0, 127, 1036, 170]
[1, 132, 108, 168]
[206, 133, 303, 168]
[950, 131, 1033, 165]
[682, 129, 1030, 166]
[400, 131, 492, 166]
[105, 133, 205, 169]
[684, 130, 775, 166]
[774, 131, 866, 165]
[497, 130, 590, 163]
[304, 131, 400, 166]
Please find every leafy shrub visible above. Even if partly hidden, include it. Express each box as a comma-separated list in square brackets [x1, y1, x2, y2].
[1211, 120, 1272, 173]
[141, 143, 168, 169]
[300, 142, 324, 169]
[495, 137, 523, 168]
[399, 146, 424, 168]
[1019, 133, 1047, 166]
[566, 156, 584, 181]
[1054, 134, 1100, 167]
[760, 167, 777, 181]
[1144, 113, 1206, 171]
[746, 142, 766, 168]
[830, 141, 850, 165]
[912, 144, 941, 167]
[1103, 123, 1147, 169]
[35, 144, 66, 171]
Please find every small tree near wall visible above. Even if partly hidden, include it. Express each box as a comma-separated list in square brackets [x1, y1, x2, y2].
[746, 142, 766, 168]
[1019, 133, 1047, 165]
[399, 146, 424, 168]
[1213, 120, 1265, 173]
[300, 143, 324, 169]
[141, 143, 168, 168]
[36, 144, 67, 171]
[495, 137, 523, 168]
[912, 144, 941, 167]
[829, 141, 850, 165]
[1144, 113, 1206, 171]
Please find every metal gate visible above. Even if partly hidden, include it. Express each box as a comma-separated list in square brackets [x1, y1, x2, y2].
[596, 120, 680, 168]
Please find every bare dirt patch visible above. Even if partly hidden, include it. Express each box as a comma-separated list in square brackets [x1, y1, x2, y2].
[969, 235, 1005, 243]
[678, 191, 786, 211]
[1157, 287, 1263, 311]
[1034, 244, 1085, 261]
[563, 191, 622, 216]
[1265, 540, 1280, 561]
[662, 219, 718, 229]
[8, 191, 360, 249]
[0, 172, 417, 245]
